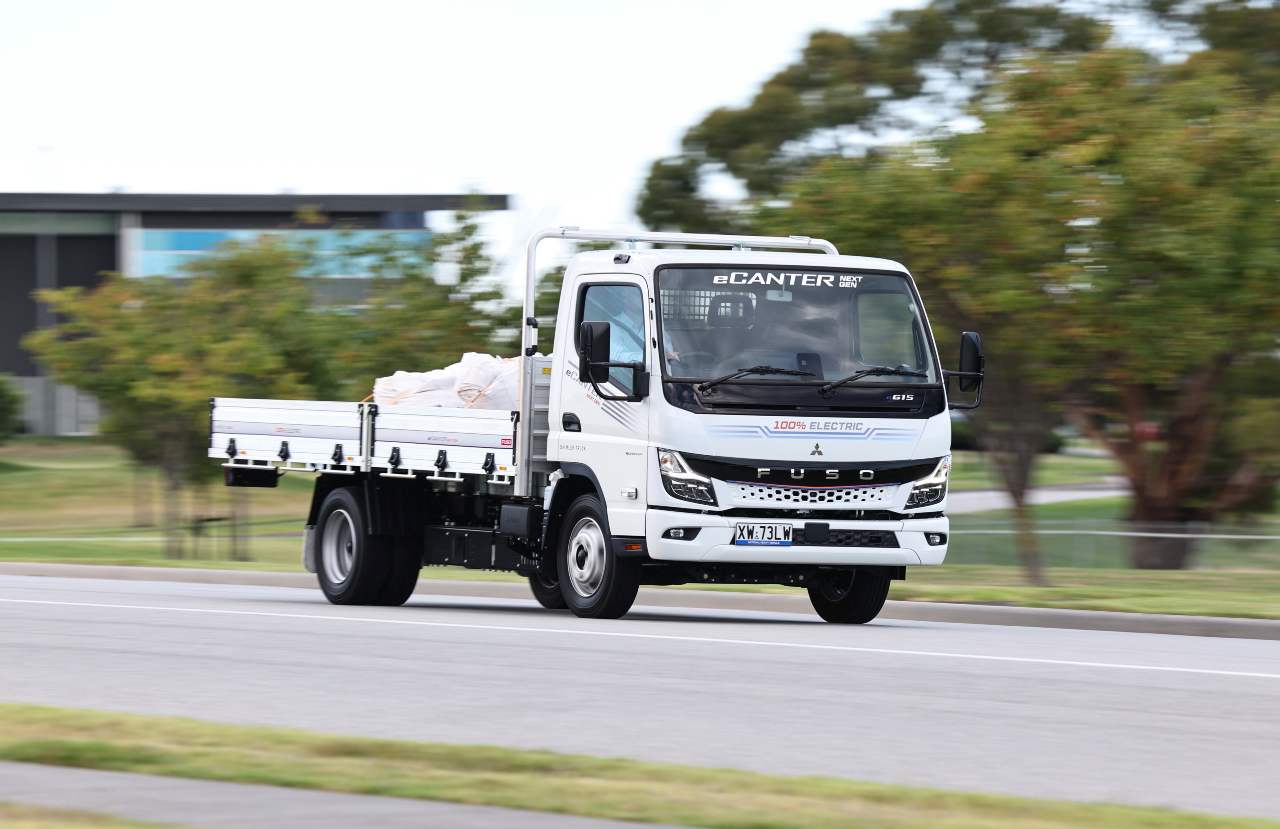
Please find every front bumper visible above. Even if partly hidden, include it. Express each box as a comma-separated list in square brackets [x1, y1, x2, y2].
[646, 508, 947, 566]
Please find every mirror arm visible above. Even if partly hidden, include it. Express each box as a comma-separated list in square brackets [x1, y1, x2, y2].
[943, 369, 985, 410]
[584, 361, 649, 403]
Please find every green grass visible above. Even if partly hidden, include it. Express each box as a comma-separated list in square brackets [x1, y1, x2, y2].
[949, 450, 1120, 491]
[5, 437, 1278, 618]
[0, 437, 314, 535]
[0, 804, 173, 829]
[890, 565, 1280, 618]
[950, 498, 1280, 570]
[1, 705, 1273, 829]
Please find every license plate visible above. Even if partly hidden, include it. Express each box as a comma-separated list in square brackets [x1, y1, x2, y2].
[734, 522, 793, 546]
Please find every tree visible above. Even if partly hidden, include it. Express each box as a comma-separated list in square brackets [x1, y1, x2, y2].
[0, 375, 22, 444]
[756, 135, 1068, 584]
[637, 0, 1106, 231]
[334, 212, 515, 398]
[774, 49, 1280, 568]
[27, 237, 336, 557]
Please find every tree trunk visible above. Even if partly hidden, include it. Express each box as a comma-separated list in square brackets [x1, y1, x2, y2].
[1130, 533, 1195, 569]
[229, 486, 250, 562]
[131, 462, 154, 528]
[1012, 498, 1048, 585]
[160, 464, 184, 559]
[1128, 495, 1197, 569]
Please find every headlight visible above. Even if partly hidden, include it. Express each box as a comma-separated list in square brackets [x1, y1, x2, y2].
[906, 455, 950, 509]
[657, 448, 717, 505]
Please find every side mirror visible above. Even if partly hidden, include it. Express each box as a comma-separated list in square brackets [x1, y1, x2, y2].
[577, 321, 611, 384]
[958, 331, 983, 392]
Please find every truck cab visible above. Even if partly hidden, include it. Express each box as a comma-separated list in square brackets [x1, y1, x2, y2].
[536, 242, 981, 620]
[212, 228, 983, 623]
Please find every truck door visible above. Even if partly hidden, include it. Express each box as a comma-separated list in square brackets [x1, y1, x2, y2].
[558, 274, 651, 537]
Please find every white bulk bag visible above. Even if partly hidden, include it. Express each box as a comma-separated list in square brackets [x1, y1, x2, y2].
[372, 353, 524, 412]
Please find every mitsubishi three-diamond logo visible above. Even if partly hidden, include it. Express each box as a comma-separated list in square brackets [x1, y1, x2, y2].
[810, 443, 823, 456]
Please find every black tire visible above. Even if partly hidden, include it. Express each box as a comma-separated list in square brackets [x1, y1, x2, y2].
[556, 494, 640, 619]
[315, 487, 399, 606]
[373, 535, 421, 607]
[807, 568, 891, 624]
[528, 573, 567, 609]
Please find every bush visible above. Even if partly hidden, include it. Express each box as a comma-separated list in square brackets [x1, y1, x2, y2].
[950, 414, 980, 451]
[951, 414, 1064, 454]
[0, 376, 22, 444]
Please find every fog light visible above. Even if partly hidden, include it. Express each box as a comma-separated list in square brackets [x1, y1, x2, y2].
[926, 533, 947, 546]
[663, 527, 700, 540]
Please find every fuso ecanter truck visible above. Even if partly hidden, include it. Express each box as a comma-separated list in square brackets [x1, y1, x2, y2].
[210, 227, 984, 622]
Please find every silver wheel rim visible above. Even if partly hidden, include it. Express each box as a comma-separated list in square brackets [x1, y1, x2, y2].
[321, 508, 357, 585]
[566, 517, 607, 598]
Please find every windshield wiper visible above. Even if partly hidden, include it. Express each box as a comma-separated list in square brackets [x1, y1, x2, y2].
[696, 365, 814, 394]
[819, 366, 928, 396]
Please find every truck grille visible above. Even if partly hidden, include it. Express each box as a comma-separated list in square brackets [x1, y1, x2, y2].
[731, 482, 891, 506]
[793, 529, 898, 548]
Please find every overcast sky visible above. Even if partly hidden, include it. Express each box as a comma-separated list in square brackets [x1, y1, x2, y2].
[0, 0, 920, 283]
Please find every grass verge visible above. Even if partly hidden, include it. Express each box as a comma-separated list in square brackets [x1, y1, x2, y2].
[1, 705, 1273, 829]
[0, 802, 171, 829]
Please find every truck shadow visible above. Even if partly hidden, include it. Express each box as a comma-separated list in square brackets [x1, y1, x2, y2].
[393, 598, 824, 626]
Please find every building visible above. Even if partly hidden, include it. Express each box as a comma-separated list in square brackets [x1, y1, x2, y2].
[0, 192, 508, 434]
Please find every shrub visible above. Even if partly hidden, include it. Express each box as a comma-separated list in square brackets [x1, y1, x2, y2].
[0, 376, 22, 444]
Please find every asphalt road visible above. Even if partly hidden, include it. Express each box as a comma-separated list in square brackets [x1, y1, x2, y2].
[2, 575, 1278, 820]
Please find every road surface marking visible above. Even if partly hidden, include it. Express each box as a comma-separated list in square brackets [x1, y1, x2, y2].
[3, 596, 1278, 681]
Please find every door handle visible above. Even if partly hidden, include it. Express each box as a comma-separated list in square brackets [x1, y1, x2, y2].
[562, 413, 581, 432]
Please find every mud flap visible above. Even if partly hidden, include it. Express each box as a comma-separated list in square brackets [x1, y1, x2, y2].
[302, 525, 318, 573]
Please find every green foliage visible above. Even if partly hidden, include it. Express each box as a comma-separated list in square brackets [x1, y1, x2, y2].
[637, 0, 1106, 228]
[26, 239, 335, 484]
[769, 49, 1280, 559]
[333, 213, 513, 398]
[23, 213, 516, 497]
[0, 376, 21, 444]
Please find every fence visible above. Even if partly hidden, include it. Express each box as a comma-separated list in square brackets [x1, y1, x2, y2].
[948, 518, 1280, 569]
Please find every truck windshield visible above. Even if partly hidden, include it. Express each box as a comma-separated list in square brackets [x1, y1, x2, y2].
[656, 266, 938, 386]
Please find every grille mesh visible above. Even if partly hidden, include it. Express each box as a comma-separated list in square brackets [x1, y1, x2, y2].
[793, 529, 898, 547]
[732, 482, 890, 505]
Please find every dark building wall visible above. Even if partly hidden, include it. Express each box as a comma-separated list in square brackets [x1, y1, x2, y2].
[56, 235, 117, 290]
[140, 211, 424, 229]
[0, 233, 116, 375]
[0, 235, 37, 374]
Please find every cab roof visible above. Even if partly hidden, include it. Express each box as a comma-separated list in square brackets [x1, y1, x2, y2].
[569, 247, 911, 275]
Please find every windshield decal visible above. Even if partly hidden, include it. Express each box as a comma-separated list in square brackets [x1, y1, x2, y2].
[707, 423, 916, 443]
[712, 271, 864, 289]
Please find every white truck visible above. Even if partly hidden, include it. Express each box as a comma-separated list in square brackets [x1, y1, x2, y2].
[210, 227, 984, 622]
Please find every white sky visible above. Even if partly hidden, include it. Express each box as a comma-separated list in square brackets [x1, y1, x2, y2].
[0, 0, 921, 287]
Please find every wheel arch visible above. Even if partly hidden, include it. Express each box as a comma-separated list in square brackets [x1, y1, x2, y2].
[544, 463, 607, 553]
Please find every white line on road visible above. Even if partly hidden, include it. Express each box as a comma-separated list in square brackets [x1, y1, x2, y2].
[3, 597, 1278, 681]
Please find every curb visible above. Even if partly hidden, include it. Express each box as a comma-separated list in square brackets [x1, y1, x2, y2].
[2, 561, 1277, 641]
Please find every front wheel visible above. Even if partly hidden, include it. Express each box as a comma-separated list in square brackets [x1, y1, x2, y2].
[556, 495, 640, 619]
[807, 568, 891, 624]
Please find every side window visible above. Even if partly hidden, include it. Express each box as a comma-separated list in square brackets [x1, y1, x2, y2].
[856, 291, 925, 370]
[580, 283, 646, 396]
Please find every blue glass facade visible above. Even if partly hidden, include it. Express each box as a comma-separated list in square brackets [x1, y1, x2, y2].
[135, 228, 432, 278]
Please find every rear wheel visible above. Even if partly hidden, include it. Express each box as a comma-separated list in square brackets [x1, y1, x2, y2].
[807, 568, 891, 624]
[375, 535, 421, 606]
[528, 573, 567, 609]
[556, 495, 640, 619]
[316, 487, 417, 606]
